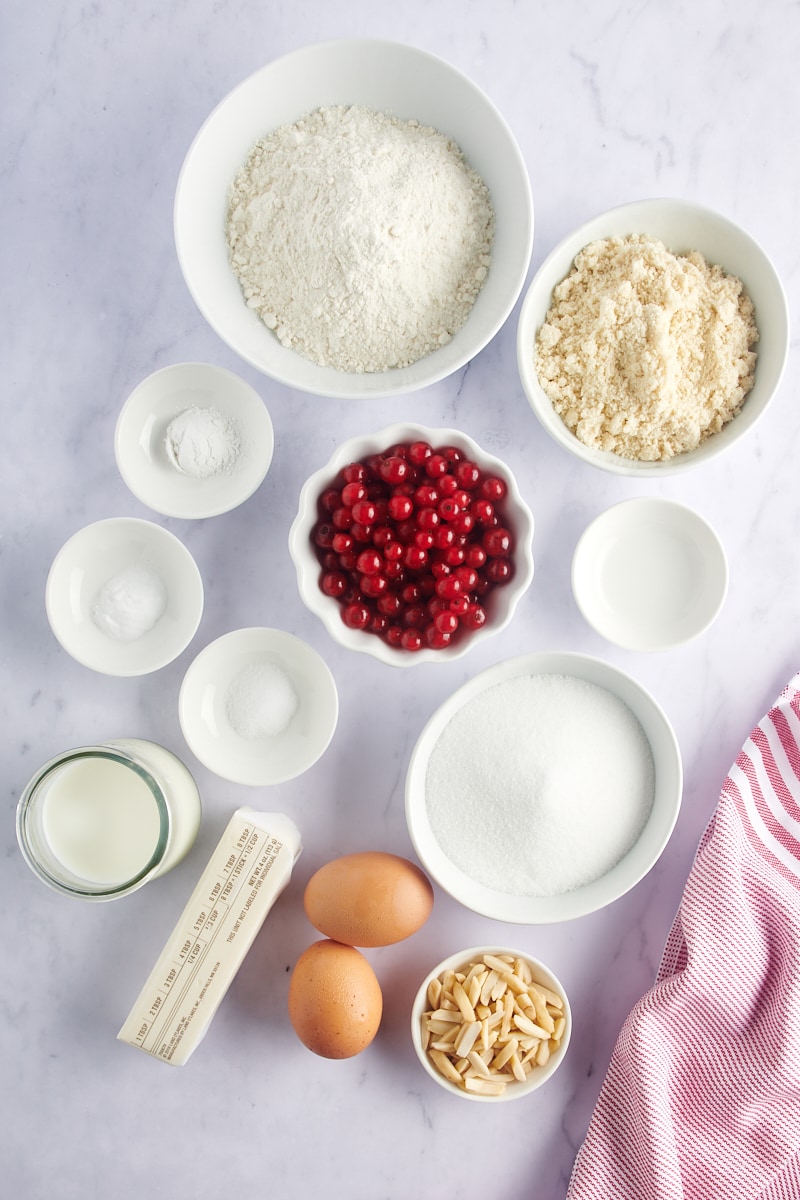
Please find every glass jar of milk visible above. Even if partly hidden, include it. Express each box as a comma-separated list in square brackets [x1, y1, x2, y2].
[16, 738, 201, 900]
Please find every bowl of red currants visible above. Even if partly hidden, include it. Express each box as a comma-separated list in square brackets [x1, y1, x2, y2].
[289, 423, 535, 665]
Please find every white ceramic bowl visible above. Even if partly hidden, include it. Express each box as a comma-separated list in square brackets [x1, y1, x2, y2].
[288, 422, 535, 667]
[46, 518, 204, 676]
[178, 627, 339, 785]
[572, 498, 729, 651]
[114, 362, 274, 519]
[517, 197, 790, 476]
[405, 651, 682, 922]
[174, 38, 533, 399]
[410, 945, 571, 1102]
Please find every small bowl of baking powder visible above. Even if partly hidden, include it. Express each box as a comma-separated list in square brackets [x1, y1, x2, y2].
[517, 197, 789, 475]
[46, 518, 204, 676]
[174, 39, 533, 400]
[405, 650, 682, 923]
[114, 362, 274, 518]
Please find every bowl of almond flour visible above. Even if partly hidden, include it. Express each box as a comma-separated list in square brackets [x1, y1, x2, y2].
[517, 198, 789, 475]
[174, 39, 533, 400]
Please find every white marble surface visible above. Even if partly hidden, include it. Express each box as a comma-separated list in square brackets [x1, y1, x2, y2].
[3, 2, 800, 1197]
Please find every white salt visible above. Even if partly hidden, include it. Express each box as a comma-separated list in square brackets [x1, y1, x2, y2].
[424, 673, 655, 897]
[91, 563, 167, 642]
[225, 659, 298, 740]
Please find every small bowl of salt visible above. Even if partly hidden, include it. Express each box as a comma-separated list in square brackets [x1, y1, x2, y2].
[114, 361, 274, 519]
[178, 627, 339, 785]
[46, 517, 204, 676]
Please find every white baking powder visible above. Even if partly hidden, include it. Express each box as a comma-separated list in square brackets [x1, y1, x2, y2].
[225, 659, 299, 740]
[164, 406, 240, 478]
[91, 564, 167, 642]
[226, 105, 494, 373]
[424, 673, 655, 897]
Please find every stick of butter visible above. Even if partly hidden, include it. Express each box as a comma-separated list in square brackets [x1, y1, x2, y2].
[118, 808, 301, 1066]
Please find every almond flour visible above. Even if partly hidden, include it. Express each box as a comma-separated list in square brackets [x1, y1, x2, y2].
[534, 233, 758, 461]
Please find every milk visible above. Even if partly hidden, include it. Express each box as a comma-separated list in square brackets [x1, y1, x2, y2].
[17, 738, 202, 899]
[42, 755, 163, 886]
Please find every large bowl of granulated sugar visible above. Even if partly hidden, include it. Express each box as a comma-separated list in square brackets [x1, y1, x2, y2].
[175, 39, 533, 400]
[405, 651, 682, 923]
[517, 198, 789, 476]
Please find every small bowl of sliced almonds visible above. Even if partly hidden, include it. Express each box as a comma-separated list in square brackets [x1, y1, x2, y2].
[410, 945, 571, 1101]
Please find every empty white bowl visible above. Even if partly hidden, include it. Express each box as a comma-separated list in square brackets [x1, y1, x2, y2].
[571, 498, 729, 651]
[174, 38, 533, 399]
[517, 197, 789, 475]
[46, 518, 204, 676]
[178, 627, 339, 785]
[114, 362, 274, 519]
[405, 651, 682, 922]
[288, 422, 535, 667]
[410, 945, 571, 1101]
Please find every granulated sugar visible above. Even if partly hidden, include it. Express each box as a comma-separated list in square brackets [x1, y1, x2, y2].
[424, 673, 655, 897]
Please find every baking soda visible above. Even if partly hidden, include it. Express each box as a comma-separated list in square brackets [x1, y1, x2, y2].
[424, 673, 655, 897]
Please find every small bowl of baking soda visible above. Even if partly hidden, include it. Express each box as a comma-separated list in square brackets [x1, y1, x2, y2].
[114, 362, 274, 518]
[46, 517, 204, 676]
[178, 627, 339, 785]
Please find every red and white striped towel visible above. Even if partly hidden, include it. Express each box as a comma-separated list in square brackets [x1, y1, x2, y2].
[567, 672, 800, 1200]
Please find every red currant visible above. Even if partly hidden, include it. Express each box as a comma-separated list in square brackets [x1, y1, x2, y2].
[356, 549, 382, 575]
[425, 454, 448, 478]
[342, 462, 368, 484]
[380, 456, 411, 484]
[351, 499, 377, 525]
[388, 494, 414, 521]
[434, 610, 459, 635]
[313, 441, 515, 655]
[320, 487, 341, 512]
[480, 476, 507, 502]
[463, 603, 488, 630]
[455, 460, 481, 489]
[321, 571, 347, 598]
[483, 527, 512, 557]
[486, 558, 513, 584]
[400, 629, 423, 652]
[403, 544, 428, 570]
[342, 603, 371, 629]
[361, 573, 388, 598]
[341, 481, 366, 507]
[408, 441, 433, 466]
[378, 592, 402, 617]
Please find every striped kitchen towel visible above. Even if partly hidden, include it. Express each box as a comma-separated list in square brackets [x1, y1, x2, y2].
[567, 672, 800, 1200]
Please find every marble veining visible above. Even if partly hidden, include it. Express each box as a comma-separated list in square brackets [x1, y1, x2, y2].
[2, 1, 800, 1198]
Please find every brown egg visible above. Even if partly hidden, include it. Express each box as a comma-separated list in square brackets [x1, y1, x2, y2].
[287, 939, 383, 1059]
[304, 851, 434, 947]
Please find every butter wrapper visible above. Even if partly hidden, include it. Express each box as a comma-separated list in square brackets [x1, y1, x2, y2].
[118, 808, 301, 1065]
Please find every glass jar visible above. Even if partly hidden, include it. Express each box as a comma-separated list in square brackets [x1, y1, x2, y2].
[16, 738, 201, 901]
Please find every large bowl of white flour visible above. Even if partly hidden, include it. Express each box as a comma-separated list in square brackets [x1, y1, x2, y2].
[175, 39, 533, 399]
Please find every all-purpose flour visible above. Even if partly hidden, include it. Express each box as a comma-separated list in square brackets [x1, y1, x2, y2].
[226, 105, 494, 373]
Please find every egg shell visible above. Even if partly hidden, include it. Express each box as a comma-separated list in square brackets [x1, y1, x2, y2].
[303, 851, 434, 947]
[287, 939, 383, 1059]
